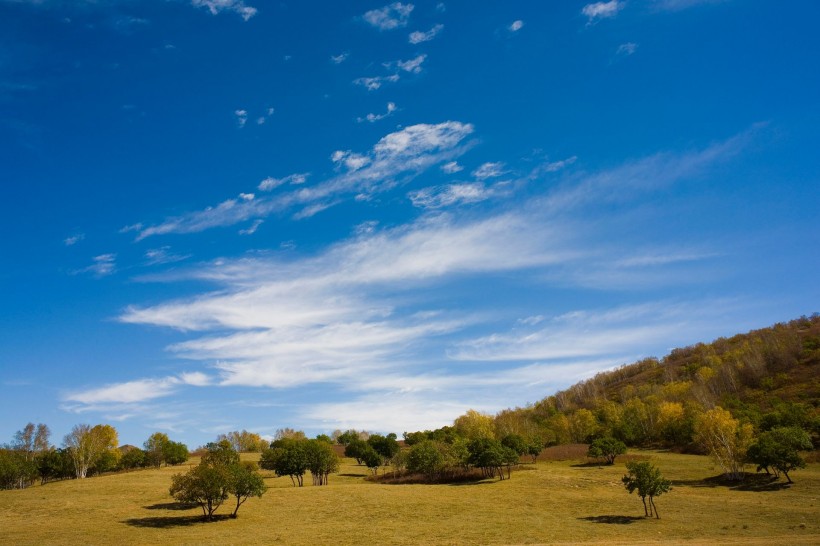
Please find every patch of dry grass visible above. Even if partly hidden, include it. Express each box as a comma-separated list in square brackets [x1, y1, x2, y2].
[1, 451, 818, 545]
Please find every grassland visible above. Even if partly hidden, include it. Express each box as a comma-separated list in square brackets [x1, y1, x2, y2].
[2, 449, 818, 545]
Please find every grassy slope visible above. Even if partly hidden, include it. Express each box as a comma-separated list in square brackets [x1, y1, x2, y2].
[2, 453, 818, 545]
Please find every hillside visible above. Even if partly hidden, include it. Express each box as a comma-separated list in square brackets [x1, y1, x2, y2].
[487, 315, 820, 449]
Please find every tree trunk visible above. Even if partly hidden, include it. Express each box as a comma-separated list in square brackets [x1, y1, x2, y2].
[650, 496, 659, 519]
[641, 497, 648, 517]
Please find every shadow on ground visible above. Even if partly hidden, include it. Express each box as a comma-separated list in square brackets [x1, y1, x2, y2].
[579, 515, 644, 525]
[123, 514, 230, 528]
[673, 473, 791, 492]
[144, 502, 198, 511]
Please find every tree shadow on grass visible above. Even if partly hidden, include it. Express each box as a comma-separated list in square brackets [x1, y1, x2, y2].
[571, 461, 610, 468]
[673, 473, 791, 492]
[123, 514, 231, 528]
[338, 473, 367, 478]
[144, 502, 199, 511]
[579, 515, 644, 525]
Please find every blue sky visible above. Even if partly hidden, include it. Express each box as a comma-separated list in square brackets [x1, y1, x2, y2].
[1, 0, 818, 448]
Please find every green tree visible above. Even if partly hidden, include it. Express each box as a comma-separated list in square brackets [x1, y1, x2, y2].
[500, 434, 527, 457]
[217, 430, 266, 452]
[304, 439, 339, 485]
[163, 441, 189, 465]
[360, 445, 383, 475]
[170, 463, 230, 521]
[202, 440, 240, 467]
[344, 438, 369, 464]
[228, 462, 267, 518]
[260, 439, 307, 487]
[622, 461, 671, 519]
[747, 426, 813, 483]
[407, 440, 447, 480]
[368, 433, 400, 463]
[587, 437, 627, 465]
[144, 432, 170, 467]
[119, 447, 146, 470]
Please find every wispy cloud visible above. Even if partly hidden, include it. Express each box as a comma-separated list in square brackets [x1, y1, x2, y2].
[509, 20, 524, 32]
[258, 173, 309, 191]
[74, 254, 116, 277]
[64, 233, 85, 246]
[145, 246, 191, 266]
[582, 1, 624, 24]
[394, 54, 427, 74]
[617, 42, 638, 56]
[441, 161, 463, 174]
[472, 161, 507, 180]
[63, 372, 213, 409]
[363, 2, 414, 31]
[238, 219, 263, 235]
[357, 102, 397, 123]
[409, 24, 443, 44]
[408, 183, 494, 209]
[353, 74, 400, 91]
[191, 0, 257, 21]
[131, 121, 475, 240]
[330, 52, 349, 64]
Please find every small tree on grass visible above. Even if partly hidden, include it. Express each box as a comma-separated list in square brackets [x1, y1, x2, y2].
[170, 442, 265, 521]
[360, 445, 383, 475]
[588, 437, 627, 465]
[170, 464, 230, 521]
[622, 461, 671, 519]
[228, 462, 267, 518]
[747, 426, 812, 483]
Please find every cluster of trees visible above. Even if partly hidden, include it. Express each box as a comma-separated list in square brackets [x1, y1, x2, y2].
[431, 316, 818, 482]
[170, 440, 265, 521]
[259, 437, 340, 486]
[0, 422, 189, 490]
[340, 433, 400, 474]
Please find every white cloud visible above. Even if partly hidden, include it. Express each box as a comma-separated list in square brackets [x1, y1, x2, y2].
[132, 121, 475, 240]
[234, 109, 247, 128]
[408, 183, 493, 209]
[191, 0, 257, 21]
[239, 219, 263, 235]
[331, 52, 349, 64]
[582, 1, 624, 23]
[357, 102, 397, 123]
[409, 24, 443, 44]
[74, 254, 116, 277]
[63, 372, 214, 407]
[353, 74, 400, 91]
[395, 54, 427, 74]
[440, 161, 463, 174]
[64, 233, 85, 246]
[258, 173, 309, 191]
[509, 20, 524, 32]
[363, 2, 414, 30]
[472, 161, 506, 179]
[145, 246, 191, 266]
[617, 42, 638, 55]
[542, 156, 578, 172]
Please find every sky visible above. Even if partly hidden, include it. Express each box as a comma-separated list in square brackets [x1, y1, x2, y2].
[1, 0, 818, 449]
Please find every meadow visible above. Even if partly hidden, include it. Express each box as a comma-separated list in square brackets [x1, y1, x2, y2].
[2, 448, 818, 545]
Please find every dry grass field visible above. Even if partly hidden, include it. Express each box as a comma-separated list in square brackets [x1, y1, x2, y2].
[2, 449, 818, 545]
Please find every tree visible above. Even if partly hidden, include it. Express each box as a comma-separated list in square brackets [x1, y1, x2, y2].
[360, 445, 383, 475]
[13, 423, 50, 461]
[119, 447, 146, 470]
[693, 407, 754, 480]
[217, 430, 266, 452]
[170, 442, 265, 521]
[467, 438, 518, 480]
[747, 426, 813, 483]
[622, 461, 671, 519]
[260, 439, 307, 486]
[587, 437, 627, 465]
[304, 439, 339, 485]
[170, 463, 230, 521]
[407, 440, 447, 480]
[454, 409, 495, 440]
[37, 448, 74, 484]
[163, 441, 189, 466]
[568, 409, 599, 444]
[228, 462, 266, 518]
[368, 433, 400, 464]
[144, 432, 170, 468]
[63, 424, 118, 479]
[344, 438, 369, 464]
[500, 434, 527, 457]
